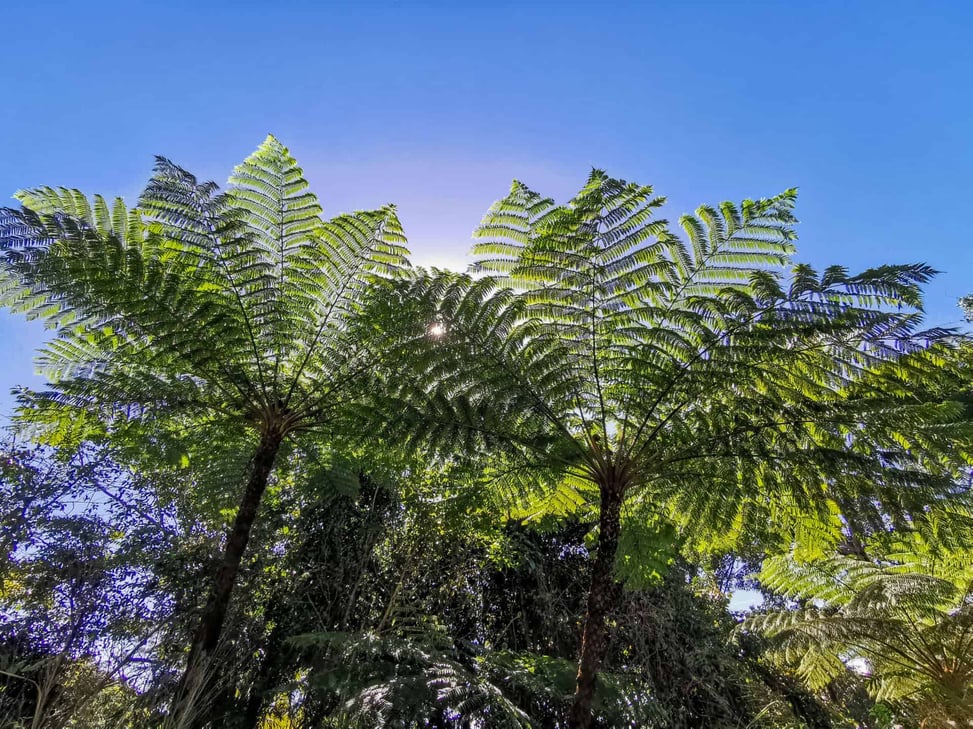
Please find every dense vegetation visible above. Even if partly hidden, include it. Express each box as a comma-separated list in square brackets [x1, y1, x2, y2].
[1, 137, 970, 728]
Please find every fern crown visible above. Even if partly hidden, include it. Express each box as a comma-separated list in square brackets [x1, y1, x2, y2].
[379, 170, 960, 550]
[0, 135, 411, 437]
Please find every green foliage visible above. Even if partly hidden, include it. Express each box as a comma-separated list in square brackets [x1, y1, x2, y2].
[0, 440, 185, 728]
[3, 146, 972, 729]
[361, 170, 971, 727]
[370, 171, 969, 586]
[0, 135, 422, 723]
[614, 508, 679, 589]
[960, 294, 973, 322]
[0, 135, 410, 454]
[745, 539, 973, 726]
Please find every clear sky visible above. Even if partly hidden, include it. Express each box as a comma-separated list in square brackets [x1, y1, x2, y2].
[2, 1, 972, 414]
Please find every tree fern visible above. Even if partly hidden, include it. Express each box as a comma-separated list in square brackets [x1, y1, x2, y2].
[0, 136, 411, 716]
[370, 171, 968, 729]
[745, 541, 973, 726]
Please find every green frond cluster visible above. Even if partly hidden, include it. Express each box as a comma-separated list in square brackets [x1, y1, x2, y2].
[286, 625, 666, 728]
[287, 625, 537, 728]
[744, 544, 973, 723]
[375, 170, 966, 559]
[0, 135, 411, 444]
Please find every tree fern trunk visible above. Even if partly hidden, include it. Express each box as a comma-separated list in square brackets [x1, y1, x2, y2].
[178, 429, 283, 717]
[568, 480, 624, 729]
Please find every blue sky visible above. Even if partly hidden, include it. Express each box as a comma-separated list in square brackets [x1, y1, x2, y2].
[2, 1, 972, 414]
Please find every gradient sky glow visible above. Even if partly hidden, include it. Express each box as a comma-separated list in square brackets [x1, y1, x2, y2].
[2, 0, 972, 414]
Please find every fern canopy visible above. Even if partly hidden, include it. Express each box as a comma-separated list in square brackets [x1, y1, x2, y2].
[746, 541, 973, 726]
[0, 135, 409, 442]
[377, 171, 965, 553]
[2, 147, 971, 729]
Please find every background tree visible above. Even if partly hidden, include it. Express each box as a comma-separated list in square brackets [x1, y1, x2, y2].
[0, 136, 410, 710]
[0, 422, 923, 728]
[374, 172, 965, 728]
[0, 440, 175, 729]
[959, 294, 973, 322]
